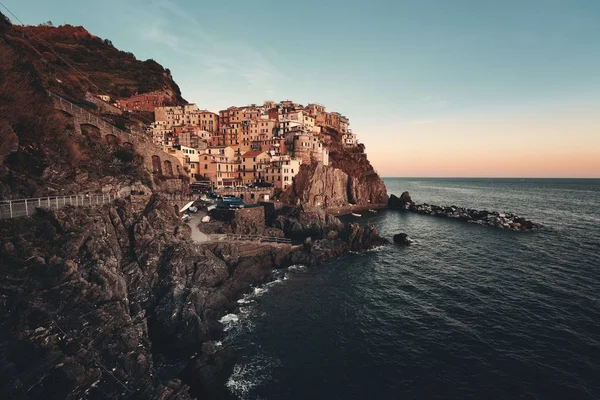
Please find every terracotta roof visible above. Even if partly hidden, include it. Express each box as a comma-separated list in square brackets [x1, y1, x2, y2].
[242, 150, 266, 158]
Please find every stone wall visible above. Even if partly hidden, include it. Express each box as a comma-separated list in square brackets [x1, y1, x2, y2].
[54, 95, 187, 192]
[84, 92, 123, 115]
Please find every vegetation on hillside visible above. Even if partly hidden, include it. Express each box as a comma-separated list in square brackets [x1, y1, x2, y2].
[1, 13, 185, 104]
[0, 13, 152, 198]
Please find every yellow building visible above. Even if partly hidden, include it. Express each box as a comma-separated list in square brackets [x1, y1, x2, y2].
[240, 150, 270, 184]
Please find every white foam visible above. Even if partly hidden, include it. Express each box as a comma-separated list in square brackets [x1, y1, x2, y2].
[226, 354, 281, 399]
[219, 313, 240, 331]
[288, 264, 307, 271]
[219, 313, 239, 324]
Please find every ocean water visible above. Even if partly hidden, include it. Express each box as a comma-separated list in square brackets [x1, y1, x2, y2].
[223, 178, 600, 400]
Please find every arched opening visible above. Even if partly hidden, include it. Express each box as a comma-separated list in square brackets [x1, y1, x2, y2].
[251, 193, 255, 200]
[152, 155, 163, 174]
[122, 141, 134, 150]
[163, 160, 174, 176]
[80, 123, 101, 139]
[174, 205, 180, 215]
[240, 194, 244, 200]
[105, 134, 121, 146]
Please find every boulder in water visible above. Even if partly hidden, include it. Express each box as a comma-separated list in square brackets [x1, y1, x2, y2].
[393, 233, 412, 246]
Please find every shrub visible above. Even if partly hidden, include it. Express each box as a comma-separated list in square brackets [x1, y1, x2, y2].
[112, 148, 134, 164]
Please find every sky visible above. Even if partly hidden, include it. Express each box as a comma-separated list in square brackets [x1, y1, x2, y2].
[4, 0, 600, 177]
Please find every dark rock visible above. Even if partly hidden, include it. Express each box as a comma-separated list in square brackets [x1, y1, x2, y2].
[0, 193, 394, 400]
[399, 191, 412, 205]
[272, 204, 343, 239]
[388, 191, 414, 209]
[342, 223, 390, 251]
[393, 233, 412, 245]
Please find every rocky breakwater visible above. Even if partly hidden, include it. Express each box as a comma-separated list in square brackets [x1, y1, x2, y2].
[0, 195, 388, 400]
[388, 191, 541, 231]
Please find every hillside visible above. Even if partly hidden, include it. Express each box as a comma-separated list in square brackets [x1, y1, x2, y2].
[0, 13, 184, 199]
[1, 16, 185, 104]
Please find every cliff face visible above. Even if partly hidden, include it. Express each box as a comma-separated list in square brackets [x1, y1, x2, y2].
[282, 156, 388, 208]
[0, 195, 388, 399]
[282, 163, 349, 208]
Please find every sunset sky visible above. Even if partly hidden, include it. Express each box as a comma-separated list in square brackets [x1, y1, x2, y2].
[7, 0, 600, 177]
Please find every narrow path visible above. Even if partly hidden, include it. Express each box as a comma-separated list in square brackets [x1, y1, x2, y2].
[187, 211, 209, 243]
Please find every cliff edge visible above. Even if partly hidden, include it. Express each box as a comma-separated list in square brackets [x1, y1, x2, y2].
[282, 127, 388, 208]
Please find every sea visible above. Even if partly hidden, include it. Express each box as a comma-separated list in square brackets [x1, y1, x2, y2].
[220, 178, 600, 400]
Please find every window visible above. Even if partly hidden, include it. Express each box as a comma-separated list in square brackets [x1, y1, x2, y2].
[204, 164, 208, 169]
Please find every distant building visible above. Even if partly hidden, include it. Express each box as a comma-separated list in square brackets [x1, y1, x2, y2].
[116, 91, 171, 112]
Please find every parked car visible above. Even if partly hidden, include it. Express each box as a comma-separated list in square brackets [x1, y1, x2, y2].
[188, 206, 198, 213]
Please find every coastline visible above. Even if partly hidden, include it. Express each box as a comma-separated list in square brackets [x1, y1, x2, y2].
[0, 194, 390, 399]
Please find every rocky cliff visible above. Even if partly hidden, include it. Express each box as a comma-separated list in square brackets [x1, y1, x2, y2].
[0, 195, 388, 399]
[282, 128, 388, 208]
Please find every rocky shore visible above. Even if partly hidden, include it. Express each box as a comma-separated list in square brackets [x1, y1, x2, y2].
[388, 191, 541, 231]
[0, 194, 388, 399]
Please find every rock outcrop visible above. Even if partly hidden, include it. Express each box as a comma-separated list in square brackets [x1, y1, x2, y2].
[393, 233, 412, 245]
[342, 223, 390, 251]
[281, 163, 349, 208]
[281, 133, 388, 209]
[388, 191, 414, 209]
[0, 195, 389, 399]
[272, 204, 344, 239]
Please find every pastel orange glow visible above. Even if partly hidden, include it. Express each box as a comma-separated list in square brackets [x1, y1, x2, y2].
[362, 101, 600, 178]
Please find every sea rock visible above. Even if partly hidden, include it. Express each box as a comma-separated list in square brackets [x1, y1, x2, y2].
[393, 233, 412, 245]
[388, 191, 414, 209]
[342, 223, 390, 251]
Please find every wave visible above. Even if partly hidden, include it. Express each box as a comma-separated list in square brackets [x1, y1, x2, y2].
[226, 353, 282, 400]
[218, 313, 240, 331]
[288, 264, 307, 271]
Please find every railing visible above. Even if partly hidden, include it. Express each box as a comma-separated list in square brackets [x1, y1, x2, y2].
[0, 193, 123, 219]
[208, 233, 291, 244]
[48, 91, 130, 137]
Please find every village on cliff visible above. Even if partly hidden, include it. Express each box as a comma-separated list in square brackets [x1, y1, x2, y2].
[96, 90, 359, 192]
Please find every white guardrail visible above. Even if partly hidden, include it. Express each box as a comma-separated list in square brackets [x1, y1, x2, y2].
[0, 193, 123, 219]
